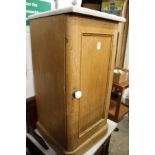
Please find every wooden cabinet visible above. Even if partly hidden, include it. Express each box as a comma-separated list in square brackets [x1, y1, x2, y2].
[30, 12, 120, 155]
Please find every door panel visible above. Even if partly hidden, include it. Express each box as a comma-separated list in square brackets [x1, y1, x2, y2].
[79, 33, 112, 136]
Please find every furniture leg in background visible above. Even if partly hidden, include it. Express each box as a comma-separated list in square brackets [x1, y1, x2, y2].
[108, 81, 129, 130]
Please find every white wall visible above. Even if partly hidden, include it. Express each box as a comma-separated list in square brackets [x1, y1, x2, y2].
[26, 26, 35, 98]
[122, 32, 129, 102]
[123, 31, 129, 69]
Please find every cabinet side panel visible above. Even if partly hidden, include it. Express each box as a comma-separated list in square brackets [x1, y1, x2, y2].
[30, 15, 67, 148]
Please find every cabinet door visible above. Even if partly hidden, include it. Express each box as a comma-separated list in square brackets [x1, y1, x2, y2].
[66, 16, 117, 151]
[79, 34, 113, 137]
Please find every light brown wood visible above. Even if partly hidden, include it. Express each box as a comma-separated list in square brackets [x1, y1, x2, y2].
[109, 100, 128, 114]
[113, 81, 129, 89]
[30, 14, 119, 155]
[109, 101, 129, 122]
[65, 15, 118, 153]
[122, 4, 129, 66]
[30, 15, 67, 149]
[115, 0, 129, 67]
[79, 34, 111, 135]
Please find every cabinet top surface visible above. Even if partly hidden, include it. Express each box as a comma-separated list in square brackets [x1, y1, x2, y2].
[29, 6, 126, 22]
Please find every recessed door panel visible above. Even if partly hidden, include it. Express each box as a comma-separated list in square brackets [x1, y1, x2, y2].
[79, 34, 112, 136]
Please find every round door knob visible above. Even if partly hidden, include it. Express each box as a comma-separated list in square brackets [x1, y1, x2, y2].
[73, 90, 82, 99]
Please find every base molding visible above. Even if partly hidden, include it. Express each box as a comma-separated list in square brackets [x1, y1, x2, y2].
[37, 121, 108, 155]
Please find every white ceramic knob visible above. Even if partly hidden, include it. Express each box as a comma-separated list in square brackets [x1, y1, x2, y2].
[73, 90, 82, 99]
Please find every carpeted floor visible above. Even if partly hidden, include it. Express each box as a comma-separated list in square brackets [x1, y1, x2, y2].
[109, 115, 129, 155]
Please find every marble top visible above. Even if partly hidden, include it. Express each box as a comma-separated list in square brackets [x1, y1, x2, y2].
[29, 6, 126, 22]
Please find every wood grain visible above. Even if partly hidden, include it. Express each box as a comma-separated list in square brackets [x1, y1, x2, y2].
[30, 13, 119, 154]
[79, 34, 112, 135]
[30, 15, 67, 149]
[115, 0, 129, 67]
[65, 15, 118, 152]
